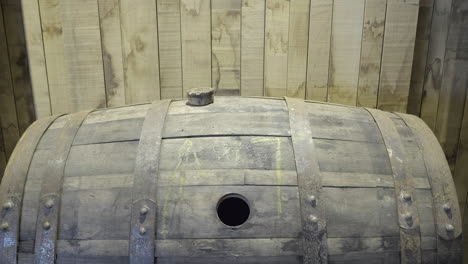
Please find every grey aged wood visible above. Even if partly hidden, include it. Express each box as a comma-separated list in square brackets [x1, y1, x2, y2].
[0, 97, 461, 263]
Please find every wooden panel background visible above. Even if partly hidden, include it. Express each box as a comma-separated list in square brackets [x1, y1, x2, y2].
[1, 0, 468, 260]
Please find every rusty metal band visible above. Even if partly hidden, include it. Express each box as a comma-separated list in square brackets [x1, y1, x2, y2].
[365, 109, 422, 263]
[129, 100, 172, 264]
[396, 113, 462, 264]
[33, 111, 92, 264]
[0, 115, 61, 264]
[285, 97, 327, 264]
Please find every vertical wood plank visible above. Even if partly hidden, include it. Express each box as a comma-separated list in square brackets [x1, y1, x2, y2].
[264, 0, 290, 97]
[377, 0, 419, 112]
[0, 2, 20, 158]
[98, 0, 126, 107]
[2, 1, 36, 133]
[419, 0, 452, 128]
[356, 0, 386, 108]
[0, 122, 5, 180]
[434, 0, 468, 170]
[180, 0, 212, 94]
[158, 0, 183, 99]
[328, 0, 365, 106]
[121, 0, 161, 104]
[286, 0, 309, 98]
[240, 0, 265, 96]
[39, 0, 68, 114]
[61, 0, 106, 111]
[22, 0, 52, 118]
[454, 77, 468, 222]
[212, 0, 241, 96]
[306, 0, 332, 101]
[407, 0, 434, 115]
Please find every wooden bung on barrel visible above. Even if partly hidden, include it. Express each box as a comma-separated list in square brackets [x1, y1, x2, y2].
[0, 89, 462, 263]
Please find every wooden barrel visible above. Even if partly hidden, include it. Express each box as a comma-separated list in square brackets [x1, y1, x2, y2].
[0, 97, 462, 264]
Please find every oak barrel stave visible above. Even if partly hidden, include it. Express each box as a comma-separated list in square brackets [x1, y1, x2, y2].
[0, 97, 460, 263]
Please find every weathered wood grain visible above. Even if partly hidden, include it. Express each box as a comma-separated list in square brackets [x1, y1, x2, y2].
[434, 0, 468, 171]
[158, 0, 183, 99]
[314, 139, 392, 175]
[264, 0, 289, 97]
[438, 0, 468, 218]
[180, 0, 212, 94]
[21, 0, 52, 118]
[377, 0, 419, 112]
[356, 0, 386, 108]
[156, 186, 300, 239]
[328, 0, 365, 106]
[0, 2, 20, 159]
[419, 0, 453, 129]
[61, 0, 107, 112]
[98, 0, 126, 107]
[38, 0, 68, 114]
[2, 1, 35, 134]
[306, 0, 333, 101]
[286, 0, 309, 98]
[323, 187, 399, 237]
[407, 0, 434, 115]
[0, 127, 5, 180]
[120, 0, 161, 103]
[240, 0, 265, 96]
[212, 0, 241, 96]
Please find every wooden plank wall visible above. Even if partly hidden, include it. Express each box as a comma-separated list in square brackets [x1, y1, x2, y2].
[16, 0, 420, 114]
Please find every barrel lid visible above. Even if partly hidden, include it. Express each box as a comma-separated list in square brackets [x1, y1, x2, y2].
[187, 87, 214, 106]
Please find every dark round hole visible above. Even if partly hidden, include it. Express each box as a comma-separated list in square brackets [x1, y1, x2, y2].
[216, 194, 250, 227]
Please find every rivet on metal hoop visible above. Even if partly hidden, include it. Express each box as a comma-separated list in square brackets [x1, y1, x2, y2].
[445, 224, 455, 233]
[44, 199, 54, 209]
[0, 222, 9, 231]
[443, 203, 452, 214]
[43, 221, 51, 230]
[309, 214, 318, 223]
[308, 195, 317, 207]
[139, 226, 146, 235]
[402, 192, 412, 202]
[140, 206, 149, 215]
[2, 201, 13, 210]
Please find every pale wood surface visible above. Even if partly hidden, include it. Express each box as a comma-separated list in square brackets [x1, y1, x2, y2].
[286, 0, 309, 98]
[264, 0, 290, 97]
[158, 0, 183, 99]
[240, 0, 265, 96]
[211, 0, 242, 95]
[328, 0, 365, 106]
[120, 0, 161, 103]
[21, 0, 52, 118]
[180, 0, 212, 94]
[377, 0, 419, 112]
[61, 0, 106, 112]
[419, 0, 452, 129]
[98, 0, 126, 107]
[39, 0, 68, 114]
[356, 0, 386, 108]
[306, 0, 333, 101]
[21, 0, 419, 110]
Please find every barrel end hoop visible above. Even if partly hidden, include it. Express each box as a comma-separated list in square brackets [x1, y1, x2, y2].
[395, 113, 463, 240]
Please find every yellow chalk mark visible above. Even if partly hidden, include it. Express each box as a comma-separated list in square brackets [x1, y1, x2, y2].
[161, 139, 195, 238]
[276, 138, 282, 215]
